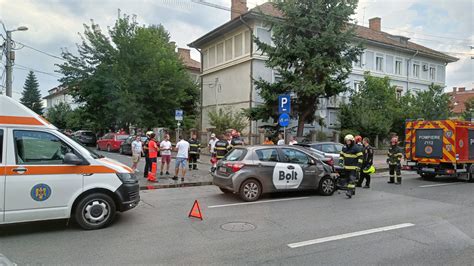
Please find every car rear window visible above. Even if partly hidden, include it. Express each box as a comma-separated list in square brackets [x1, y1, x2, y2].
[224, 149, 247, 161]
[255, 148, 279, 162]
[116, 135, 129, 140]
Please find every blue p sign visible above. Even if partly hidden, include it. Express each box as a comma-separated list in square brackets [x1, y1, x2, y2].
[278, 95, 291, 114]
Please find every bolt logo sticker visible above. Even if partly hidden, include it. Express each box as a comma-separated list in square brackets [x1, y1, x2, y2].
[31, 184, 52, 201]
[424, 145, 433, 155]
[273, 163, 304, 189]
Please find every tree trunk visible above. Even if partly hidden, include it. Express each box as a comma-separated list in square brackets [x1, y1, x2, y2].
[297, 113, 306, 137]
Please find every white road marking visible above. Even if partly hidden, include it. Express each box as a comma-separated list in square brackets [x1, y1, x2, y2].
[419, 183, 460, 188]
[207, 197, 310, 209]
[287, 223, 415, 248]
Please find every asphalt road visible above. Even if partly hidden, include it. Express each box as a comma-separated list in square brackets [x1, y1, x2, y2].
[0, 170, 473, 265]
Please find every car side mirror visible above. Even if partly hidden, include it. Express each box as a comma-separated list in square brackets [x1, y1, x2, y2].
[63, 153, 84, 165]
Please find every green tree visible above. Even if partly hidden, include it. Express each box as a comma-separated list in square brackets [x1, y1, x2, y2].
[461, 97, 474, 120]
[339, 74, 398, 141]
[20, 71, 43, 115]
[56, 15, 199, 131]
[45, 102, 72, 129]
[208, 109, 248, 136]
[247, 0, 362, 137]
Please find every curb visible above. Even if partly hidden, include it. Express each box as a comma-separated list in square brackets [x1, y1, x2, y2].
[140, 181, 213, 190]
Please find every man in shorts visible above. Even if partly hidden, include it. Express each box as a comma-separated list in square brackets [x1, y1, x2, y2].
[159, 134, 172, 176]
[131, 135, 143, 172]
[173, 135, 190, 182]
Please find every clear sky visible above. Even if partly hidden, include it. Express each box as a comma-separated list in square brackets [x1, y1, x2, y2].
[1, 0, 472, 100]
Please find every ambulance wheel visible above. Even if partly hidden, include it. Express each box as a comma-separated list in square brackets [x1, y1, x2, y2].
[219, 187, 232, 194]
[75, 193, 116, 230]
[107, 145, 112, 152]
[318, 176, 335, 196]
[239, 179, 262, 202]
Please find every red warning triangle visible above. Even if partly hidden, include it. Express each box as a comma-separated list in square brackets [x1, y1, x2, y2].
[188, 200, 203, 220]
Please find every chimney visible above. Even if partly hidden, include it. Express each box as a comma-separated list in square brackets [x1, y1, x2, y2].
[369, 17, 381, 31]
[231, 0, 248, 20]
[178, 48, 191, 60]
[459, 87, 466, 92]
[453, 87, 457, 93]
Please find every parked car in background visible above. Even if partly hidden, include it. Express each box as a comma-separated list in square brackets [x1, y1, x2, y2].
[96, 133, 129, 152]
[294, 144, 335, 169]
[73, 130, 97, 146]
[298, 142, 344, 161]
[119, 136, 148, 155]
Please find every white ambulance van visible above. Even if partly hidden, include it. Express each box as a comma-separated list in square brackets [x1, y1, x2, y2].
[0, 95, 140, 230]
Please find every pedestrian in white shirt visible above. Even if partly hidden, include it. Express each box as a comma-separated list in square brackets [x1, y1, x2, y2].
[277, 134, 285, 145]
[131, 136, 143, 172]
[173, 136, 190, 182]
[208, 133, 219, 173]
[289, 135, 298, 145]
[160, 134, 172, 176]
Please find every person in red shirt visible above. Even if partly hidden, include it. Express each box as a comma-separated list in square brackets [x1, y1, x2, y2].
[147, 133, 159, 181]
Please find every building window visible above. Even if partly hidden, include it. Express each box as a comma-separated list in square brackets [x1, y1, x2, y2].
[395, 59, 402, 75]
[329, 110, 338, 127]
[216, 43, 224, 64]
[273, 70, 282, 83]
[376, 54, 384, 72]
[202, 49, 208, 69]
[412, 62, 420, 78]
[208, 46, 216, 67]
[429, 66, 436, 80]
[256, 27, 272, 46]
[234, 33, 243, 57]
[354, 81, 362, 92]
[225, 38, 233, 61]
[355, 53, 363, 68]
[244, 30, 251, 54]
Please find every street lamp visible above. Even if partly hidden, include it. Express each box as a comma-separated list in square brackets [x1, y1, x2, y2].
[1, 22, 28, 97]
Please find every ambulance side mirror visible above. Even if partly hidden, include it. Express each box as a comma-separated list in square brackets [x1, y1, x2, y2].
[63, 153, 84, 165]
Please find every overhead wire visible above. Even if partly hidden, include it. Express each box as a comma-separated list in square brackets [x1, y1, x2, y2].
[14, 41, 66, 61]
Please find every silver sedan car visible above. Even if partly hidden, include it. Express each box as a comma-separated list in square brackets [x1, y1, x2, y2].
[212, 145, 336, 201]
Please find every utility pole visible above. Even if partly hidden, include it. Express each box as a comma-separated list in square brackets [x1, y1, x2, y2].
[5, 30, 12, 97]
[1, 21, 28, 97]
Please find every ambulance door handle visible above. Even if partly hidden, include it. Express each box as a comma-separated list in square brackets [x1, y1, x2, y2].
[287, 165, 295, 170]
[12, 167, 27, 174]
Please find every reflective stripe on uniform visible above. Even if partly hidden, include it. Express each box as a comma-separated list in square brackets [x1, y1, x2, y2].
[341, 152, 363, 158]
[344, 166, 359, 170]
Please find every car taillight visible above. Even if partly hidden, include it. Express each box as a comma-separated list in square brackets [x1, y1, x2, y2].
[326, 157, 334, 166]
[225, 162, 245, 173]
[446, 169, 455, 174]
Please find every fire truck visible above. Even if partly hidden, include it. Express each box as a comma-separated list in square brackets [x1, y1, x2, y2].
[404, 119, 474, 181]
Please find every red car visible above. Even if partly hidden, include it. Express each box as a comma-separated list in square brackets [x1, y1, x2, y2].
[96, 133, 130, 152]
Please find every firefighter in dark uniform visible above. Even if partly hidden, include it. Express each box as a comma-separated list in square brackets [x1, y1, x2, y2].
[142, 131, 152, 178]
[387, 136, 403, 184]
[339, 134, 364, 198]
[188, 133, 201, 170]
[357, 137, 374, 188]
[231, 131, 244, 147]
[215, 134, 232, 160]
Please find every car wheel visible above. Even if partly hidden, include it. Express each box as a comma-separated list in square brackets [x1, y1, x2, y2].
[239, 179, 262, 202]
[74, 193, 116, 230]
[219, 187, 232, 194]
[318, 176, 335, 196]
[107, 145, 112, 152]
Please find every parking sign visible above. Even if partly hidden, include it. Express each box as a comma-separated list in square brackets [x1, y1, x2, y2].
[278, 94, 291, 114]
[175, 109, 183, 121]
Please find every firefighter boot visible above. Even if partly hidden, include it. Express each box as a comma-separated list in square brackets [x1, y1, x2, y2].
[388, 176, 395, 183]
[395, 176, 402, 185]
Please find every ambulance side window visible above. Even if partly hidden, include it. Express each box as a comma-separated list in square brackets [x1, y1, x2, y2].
[281, 148, 309, 164]
[14, 130, 74, 165]
[0, 129, 3, 163]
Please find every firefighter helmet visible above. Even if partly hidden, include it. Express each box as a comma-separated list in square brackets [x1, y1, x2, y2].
[344, 134, 355, 142]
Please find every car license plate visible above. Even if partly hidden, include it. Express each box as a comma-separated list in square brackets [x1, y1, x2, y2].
[218, 167, 227, 174]
[421, 168, 435, 173]
[407, 161, 417, 166]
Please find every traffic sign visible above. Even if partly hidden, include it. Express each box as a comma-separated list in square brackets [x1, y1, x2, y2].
[278, 94, 291, 114]
[278, 113, 290, 127]
[175, 109, 183, 121]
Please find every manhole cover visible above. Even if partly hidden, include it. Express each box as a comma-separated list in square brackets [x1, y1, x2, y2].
[221, 222, 256, 232]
